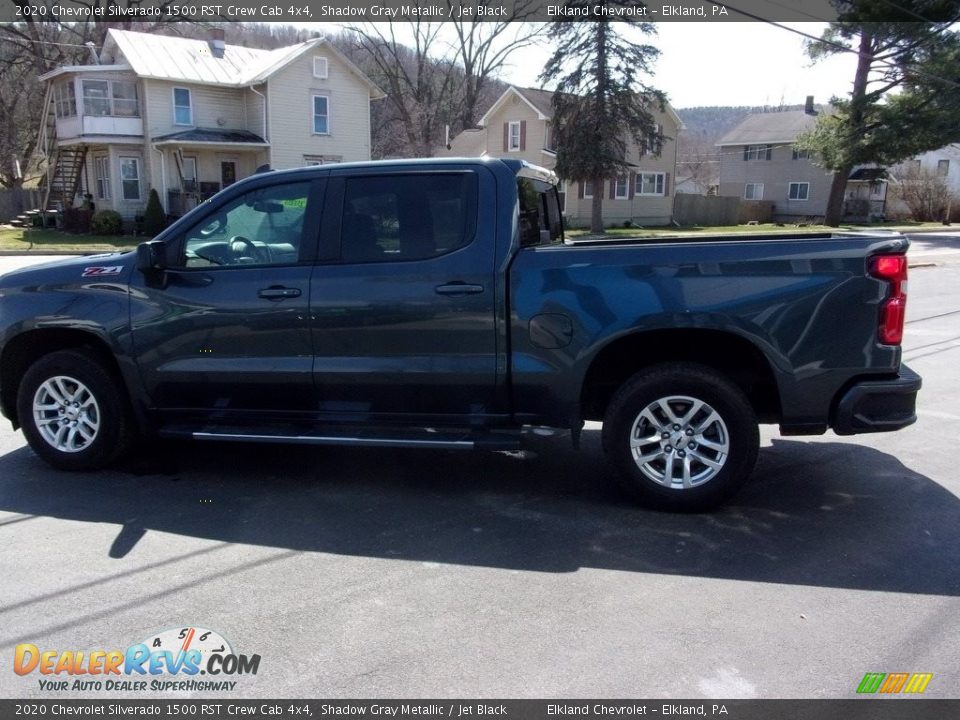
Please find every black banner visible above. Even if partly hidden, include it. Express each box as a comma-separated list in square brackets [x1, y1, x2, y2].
[1, 700, 958, 720]
[1, 0, 847, 24]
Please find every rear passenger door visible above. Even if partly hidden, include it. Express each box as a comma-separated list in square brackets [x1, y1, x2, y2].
[309, 167, 500, 421]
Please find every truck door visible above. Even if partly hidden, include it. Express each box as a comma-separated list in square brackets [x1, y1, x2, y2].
[309, 167, 501, 421]
[129, 179, 322, 414]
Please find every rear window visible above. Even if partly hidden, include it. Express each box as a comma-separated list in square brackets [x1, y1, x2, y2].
[340, 173, 477, 263]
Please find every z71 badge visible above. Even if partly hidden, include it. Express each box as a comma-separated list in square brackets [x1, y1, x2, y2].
[82, 266, 123, 277]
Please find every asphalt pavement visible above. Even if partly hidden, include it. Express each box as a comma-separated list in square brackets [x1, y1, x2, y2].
[0, 236, 958, 699]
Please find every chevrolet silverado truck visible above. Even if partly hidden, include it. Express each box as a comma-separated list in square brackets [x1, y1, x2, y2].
[0, 158, 921, 510]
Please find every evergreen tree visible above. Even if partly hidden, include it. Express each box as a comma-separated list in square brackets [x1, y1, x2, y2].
[539, 4, 665, 234]
[142, 188, 166, 237]
[796, 1, 960, 226]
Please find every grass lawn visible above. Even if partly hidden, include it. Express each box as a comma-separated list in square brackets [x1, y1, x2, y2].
[0, 227, 138, 253]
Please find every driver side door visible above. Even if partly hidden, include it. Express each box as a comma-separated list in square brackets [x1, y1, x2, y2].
[129, 178, 323, 417]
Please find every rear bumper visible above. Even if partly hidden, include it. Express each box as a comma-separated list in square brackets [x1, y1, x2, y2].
[831, 364, 922, 435]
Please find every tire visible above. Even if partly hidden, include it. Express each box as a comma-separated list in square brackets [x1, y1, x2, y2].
[16, 349, 133, 471]
[602, 363, 759, 511]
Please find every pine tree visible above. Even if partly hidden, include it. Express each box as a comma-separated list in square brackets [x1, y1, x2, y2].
[539, 4, 665, 234]
[796, 2, 960, 226]
[143, 188, 167, 237]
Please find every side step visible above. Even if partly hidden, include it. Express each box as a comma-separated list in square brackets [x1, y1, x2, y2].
[159, 423, 521, 451]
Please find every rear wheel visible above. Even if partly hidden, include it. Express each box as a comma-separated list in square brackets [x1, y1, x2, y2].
[602, 363, 759, 511]
[17, 349, 132, 471]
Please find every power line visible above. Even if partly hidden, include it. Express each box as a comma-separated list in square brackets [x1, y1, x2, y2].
[709, 1, 960, 90]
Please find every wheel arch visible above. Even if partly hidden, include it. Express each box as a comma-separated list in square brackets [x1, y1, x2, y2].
[1, 328, 128, 430]
[579, 328, 783, 424]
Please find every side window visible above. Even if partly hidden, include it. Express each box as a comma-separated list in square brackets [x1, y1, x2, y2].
[518, 177, 563, 247]
[340, 173, 476, 263]
[182, 182, 311, 268]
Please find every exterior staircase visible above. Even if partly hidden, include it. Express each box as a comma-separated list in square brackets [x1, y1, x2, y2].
[35, 83, 88, 216]
[39, 146, 87, 212]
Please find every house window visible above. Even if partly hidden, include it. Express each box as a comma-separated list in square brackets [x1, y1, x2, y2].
[81, 79, 138, 117]
[111, 81, 138, 117]
[94, 156, 110, 200]
[545, 124, 557, 152]
[82, 80, 110, 116]
[744, 144, 772, 161]
[583, 180, 594, 199]
[312, 95, 329, 134]
[54, 82, 76, 118]
[938, 159, 950, 176]
[173, 87, 192, 126]
[650, 123, 664, 155]
[508, 121, 521, 151]
[180, 157, 197, 191]
[614, 175, 629, 199]
[313, 56, 328, 79]
[636, 172, 665, 196]
[788, 182, 810, 200]
[744, 183, 764, 200]
[119, 157, 141, 201]
[792, 147, 810, 160]
[303, 154, 342, 166]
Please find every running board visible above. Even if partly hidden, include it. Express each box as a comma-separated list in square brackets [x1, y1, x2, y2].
[160, 424, 521, 451]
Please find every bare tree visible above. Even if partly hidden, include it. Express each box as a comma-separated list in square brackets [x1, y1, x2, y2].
[676, 140, 719, 195]
[889, 164, 958, 222]
[445, 6, 543, 129]
[0, 12, 195, 197]
[347, 23, 460, 158]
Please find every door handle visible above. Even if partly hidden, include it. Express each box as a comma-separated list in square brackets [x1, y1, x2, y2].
[258, 286, 302, 300]
[435, 282, 484, 295]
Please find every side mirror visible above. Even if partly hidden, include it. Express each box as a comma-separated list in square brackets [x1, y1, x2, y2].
[136, 240, 167, 272]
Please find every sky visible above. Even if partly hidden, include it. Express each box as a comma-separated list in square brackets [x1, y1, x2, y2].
[322, 21, 860, 109]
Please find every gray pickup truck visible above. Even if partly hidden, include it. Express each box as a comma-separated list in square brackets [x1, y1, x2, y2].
[0, 158, 920, 510]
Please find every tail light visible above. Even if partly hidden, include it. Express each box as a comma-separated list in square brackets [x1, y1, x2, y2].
[869, 254, 908, 345]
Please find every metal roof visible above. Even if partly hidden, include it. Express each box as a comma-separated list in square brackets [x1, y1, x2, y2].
[101, 29, 383, 96]
[104, 29, 275, 86]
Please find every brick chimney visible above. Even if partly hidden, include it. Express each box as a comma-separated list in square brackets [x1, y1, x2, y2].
[209, 28, 226, 59]
[805, 95, 815, 114]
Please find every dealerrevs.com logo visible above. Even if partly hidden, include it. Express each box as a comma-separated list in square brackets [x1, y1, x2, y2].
[14, 626, 261, 692]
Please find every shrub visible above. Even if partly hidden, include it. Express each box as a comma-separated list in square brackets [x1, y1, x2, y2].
[142, 188, 167, 236]
[90, 210, 123, 235]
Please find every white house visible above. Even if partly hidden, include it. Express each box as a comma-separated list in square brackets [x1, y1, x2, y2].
[37, 28, 384, 222]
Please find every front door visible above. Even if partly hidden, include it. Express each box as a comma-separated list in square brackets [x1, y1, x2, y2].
[309, 167, 500, 422]
[130, 178, 322, 415]
[220, 160, 237, 188]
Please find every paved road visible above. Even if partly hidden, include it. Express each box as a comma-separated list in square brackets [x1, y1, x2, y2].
[0, 242, 958, 700]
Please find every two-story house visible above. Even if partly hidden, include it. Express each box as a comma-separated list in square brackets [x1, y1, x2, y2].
[716, 97, 887, 222]
[36, 28, 384, 222]
[441, 86, 683, 227]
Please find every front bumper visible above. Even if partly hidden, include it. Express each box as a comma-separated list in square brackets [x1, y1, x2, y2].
[831, 364, 922, 435]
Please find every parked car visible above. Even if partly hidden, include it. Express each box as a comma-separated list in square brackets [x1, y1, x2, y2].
[0, 158, 920, 510]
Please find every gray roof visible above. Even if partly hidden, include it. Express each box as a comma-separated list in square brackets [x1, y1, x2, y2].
[153, 128, 267, 144]
[716, 110, 822, 146]
[517, 86, 556, 116]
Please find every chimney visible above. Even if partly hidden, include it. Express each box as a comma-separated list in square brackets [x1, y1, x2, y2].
[805, 95, 815, 114]
[209, 28, 226, 59]
[85, 41, 99, 65]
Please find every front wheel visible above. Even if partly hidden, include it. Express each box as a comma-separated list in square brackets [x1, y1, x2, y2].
[17, 349, 132, 471]
[602, 363, 759, 511]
